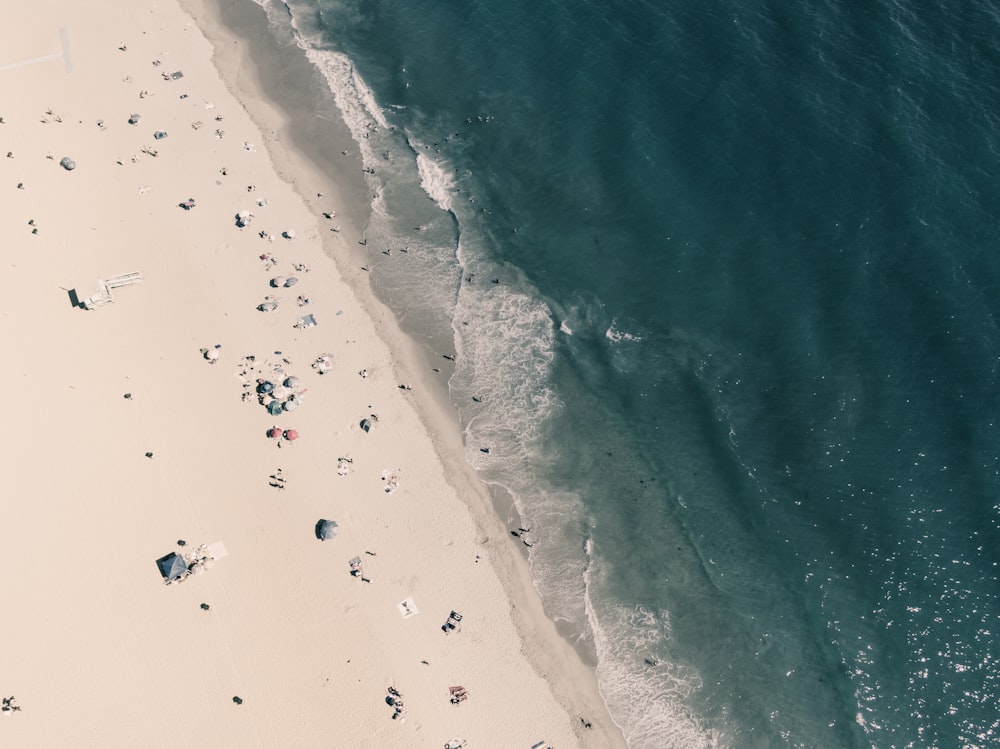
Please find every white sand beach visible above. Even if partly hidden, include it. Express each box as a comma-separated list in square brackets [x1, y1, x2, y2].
[0, 1, 625, 747]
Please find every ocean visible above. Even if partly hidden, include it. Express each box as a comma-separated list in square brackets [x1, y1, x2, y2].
[250, 0, 1000, 746]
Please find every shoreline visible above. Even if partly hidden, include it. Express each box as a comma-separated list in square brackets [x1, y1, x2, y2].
[0, 0, 626, 746]
[182, 0, 626, 743]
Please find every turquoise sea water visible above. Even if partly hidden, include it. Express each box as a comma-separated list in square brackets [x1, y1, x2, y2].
[253, 1, 999, 746]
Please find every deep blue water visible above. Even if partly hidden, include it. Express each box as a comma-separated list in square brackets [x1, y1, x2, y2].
[257, 0, 1000, 746]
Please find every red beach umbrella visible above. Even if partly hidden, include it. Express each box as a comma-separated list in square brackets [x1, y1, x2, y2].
[268, 427, 283, 439]
[283, 429, 299, 441]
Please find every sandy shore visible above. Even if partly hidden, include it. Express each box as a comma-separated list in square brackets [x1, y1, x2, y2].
[0, 1, 625, 746]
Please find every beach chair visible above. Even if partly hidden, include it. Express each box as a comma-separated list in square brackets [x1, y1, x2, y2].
[441, 610, 463, 634]
[449, 685, 468, 704]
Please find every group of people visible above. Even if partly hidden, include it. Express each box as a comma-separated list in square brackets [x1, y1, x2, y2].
[2, 696, 21, 714]
[386, 686, 406, 721]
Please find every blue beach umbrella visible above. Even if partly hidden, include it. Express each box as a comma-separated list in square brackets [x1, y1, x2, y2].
[315, 519, 339, 540]
[156, 552, 188, 581]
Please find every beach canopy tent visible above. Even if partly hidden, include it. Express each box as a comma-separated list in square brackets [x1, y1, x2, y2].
[267, 399, 284, 416]
[315, 519, 339, 540]
[156, 552, 188, 580]
[59, 156, 76, 170]
[257, 381, 274, 395]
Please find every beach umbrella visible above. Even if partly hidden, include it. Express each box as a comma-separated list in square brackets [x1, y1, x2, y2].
[258, 300, 278, 312]
[153, 130, 168, 140]
[282, 229, 296, 239]
[271, 276, 288, 288]
[283, 429, 299, 441]
[59, 157, 76, 171]
[257, 381, 274, 395]
[128, 114, 141, 124]
[284, 376, 300, 389]
[267, 399, 284, 416]
[267, 426, 283, 439]
[156, 552, 188, 580]
[283, 277, 299, 287]
[204, 348, 219, 362]
[360, 418, 372, 433]
[315, 519, 339, 540]
[271, 385, 291, 400]
[282, 397, 300, 412]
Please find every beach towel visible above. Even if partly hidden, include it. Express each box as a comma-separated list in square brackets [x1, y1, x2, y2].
[397, 597, 419, 619]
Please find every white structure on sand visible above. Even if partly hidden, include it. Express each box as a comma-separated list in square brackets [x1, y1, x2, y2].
[77, 271, 144, 309]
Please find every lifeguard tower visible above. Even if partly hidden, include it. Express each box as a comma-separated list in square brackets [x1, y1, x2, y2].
[76, 272, 144, 309]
